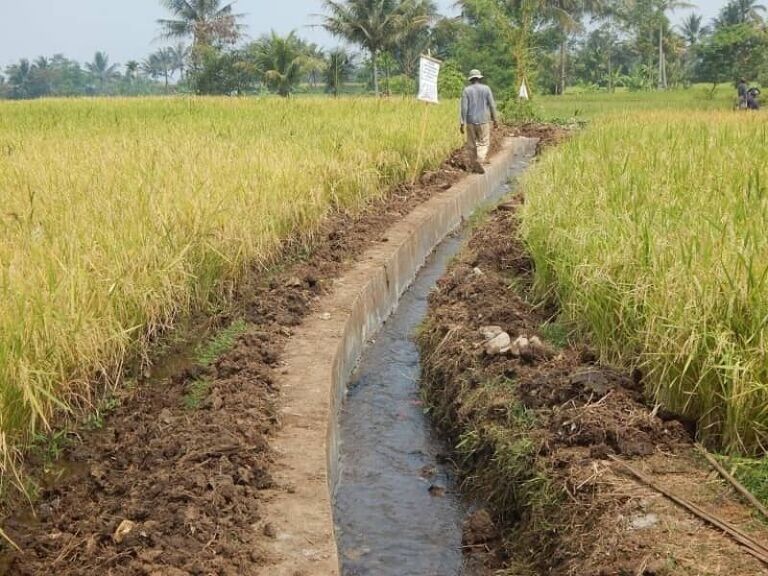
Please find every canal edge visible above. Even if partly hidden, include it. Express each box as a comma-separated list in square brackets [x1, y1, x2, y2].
[261, 137, 539, 576]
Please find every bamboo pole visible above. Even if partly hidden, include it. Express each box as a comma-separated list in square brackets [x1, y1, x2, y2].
[609, 455, 768, 566]
[695, 443, 768, 521]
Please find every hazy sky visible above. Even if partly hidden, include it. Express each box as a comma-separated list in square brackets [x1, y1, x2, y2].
[0, 0, 726, 69]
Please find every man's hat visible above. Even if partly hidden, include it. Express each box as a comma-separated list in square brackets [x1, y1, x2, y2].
[468, 69, 483, 80]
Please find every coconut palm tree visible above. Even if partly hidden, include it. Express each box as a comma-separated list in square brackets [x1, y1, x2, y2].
[325, 48, 355, 96]
[320, 0, 415, 96]
[157, 0, 245, 48]
[85, 51, 120, 92]
[392, 0, 438, 91]
[251, 31, 306, 97]
[143, 48, 175, 91]
[653, 0, 694, 89]
[715, 0, 766, 26]
[679, 12, 706, 46]
[5, 59, 33, 99]
[169, 43, 191, 80]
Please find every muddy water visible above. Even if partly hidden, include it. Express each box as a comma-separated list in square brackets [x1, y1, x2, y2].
[334, 153, 533, 576]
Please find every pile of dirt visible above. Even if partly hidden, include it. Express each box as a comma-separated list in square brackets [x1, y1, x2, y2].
[0, 133, 512, 575]
[418, 198, 768, 575]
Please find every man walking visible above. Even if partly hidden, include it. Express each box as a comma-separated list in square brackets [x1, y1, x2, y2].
[460, 69, 499, 173]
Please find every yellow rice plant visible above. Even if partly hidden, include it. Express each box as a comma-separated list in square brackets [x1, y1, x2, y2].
[0, 96, 460, 477]
[521, 110, 768, 454]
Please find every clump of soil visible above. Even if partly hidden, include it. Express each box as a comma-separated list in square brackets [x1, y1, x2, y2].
[0, 134, 509, 575]
[418, 197, 768, 575]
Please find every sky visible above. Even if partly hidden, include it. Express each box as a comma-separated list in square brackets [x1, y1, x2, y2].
[0, 0, 727, 69]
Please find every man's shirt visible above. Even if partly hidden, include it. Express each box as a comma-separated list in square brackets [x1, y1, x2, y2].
[461, 83, 498, 125]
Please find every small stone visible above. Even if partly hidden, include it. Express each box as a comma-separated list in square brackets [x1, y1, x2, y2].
[159, 408, 173, 425]
[484, 332, 511, 355]
[285, 277, 303, 288]
[473, 267, 485, 276]
[629, 513, 659, 530]
[463, 509, 496, 545]
[428, 484, 446, 497]
[479, 325, 504, 340]
[113, 519, 137, 544]
[263, 523, 277, 539]
[320, 312, 332, 320]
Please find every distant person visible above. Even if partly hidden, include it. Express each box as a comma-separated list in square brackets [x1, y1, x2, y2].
[738, 78, 748, 109]
[460, 69, 499, 174]
[747, 87, 761, 110]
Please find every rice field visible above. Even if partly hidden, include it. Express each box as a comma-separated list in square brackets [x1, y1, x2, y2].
[0, 97, 460, 470]
[521, 110, 768, 454]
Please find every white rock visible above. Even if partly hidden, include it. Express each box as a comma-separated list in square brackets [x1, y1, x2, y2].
[629, 513, 659, 530]
[485, 332, 511, 355]
[113, 519, 137, 544]
[479, 325, 504, 340]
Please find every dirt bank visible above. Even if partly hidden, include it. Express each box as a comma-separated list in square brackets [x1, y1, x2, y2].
[0, 134, 510, 576]
[418, 187, 768, 575]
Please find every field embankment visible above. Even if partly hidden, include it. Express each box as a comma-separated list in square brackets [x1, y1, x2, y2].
[418, 193, 768, 576]
[521, 111, 768, 454]
[0, 97, 460, 475]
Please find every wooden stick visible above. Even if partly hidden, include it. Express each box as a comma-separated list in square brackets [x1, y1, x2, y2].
[411, 103, 431, 187]
[695, 443, 768, 521]
[609, 455, 768, 565]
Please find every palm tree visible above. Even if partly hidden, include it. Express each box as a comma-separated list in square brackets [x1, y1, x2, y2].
[320, 0, 413, 96]
[85, 51, 120, 92]
[143, 49, 175, 91]
[653, 0, 694, 89]
[300, 42, 327, 88]
[169, 43, 190, 80]
[125, 60, 140, 82]
[251, 31, 306, 97]
[157, 0, 245, 48]
[392, 0, 438, 92]
[325, 48, 355, 96]
[715, 0, 766, 26]
[6, 59, 33, 99]
[679, 12, 706, 46]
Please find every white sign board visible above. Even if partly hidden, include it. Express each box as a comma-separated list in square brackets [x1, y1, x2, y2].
[518, 79, 530, 100]
[417, 56, 441, 104]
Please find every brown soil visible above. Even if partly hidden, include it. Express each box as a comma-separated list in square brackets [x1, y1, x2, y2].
[418, 188, 768, 574]
[0, 134, 508, 576]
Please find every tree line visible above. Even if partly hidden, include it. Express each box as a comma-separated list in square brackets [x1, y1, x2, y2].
[1, 0, 766, 100]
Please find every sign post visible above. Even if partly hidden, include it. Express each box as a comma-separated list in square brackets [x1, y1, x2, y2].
[413, 55, 442, 185]
[518, 78, 530, 100]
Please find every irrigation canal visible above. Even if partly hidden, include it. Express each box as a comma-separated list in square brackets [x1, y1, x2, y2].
[333, 150, 535, 576]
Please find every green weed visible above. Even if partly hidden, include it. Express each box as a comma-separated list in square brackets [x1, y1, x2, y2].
[195, 319, 247, 367]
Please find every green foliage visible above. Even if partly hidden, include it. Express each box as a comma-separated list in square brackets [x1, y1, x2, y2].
[437, 60, 466, 99]
[696, 24, 768, 86]
[196, 319, 248, 367]
[183, 378, 211, 410]
[250, 31, 307, 97]
[500, 97, 543, 123]
[716, 454, 768, 508]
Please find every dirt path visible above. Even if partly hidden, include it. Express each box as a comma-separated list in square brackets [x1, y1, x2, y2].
[417, 177, 768, 575]
[0, 136, 513, 576]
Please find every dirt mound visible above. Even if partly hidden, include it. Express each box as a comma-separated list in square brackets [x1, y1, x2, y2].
[0, 135, 508, 575]
[418, 201, 768, 575]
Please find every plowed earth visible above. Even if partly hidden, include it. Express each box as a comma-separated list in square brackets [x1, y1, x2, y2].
[418, 173, 768, 575]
